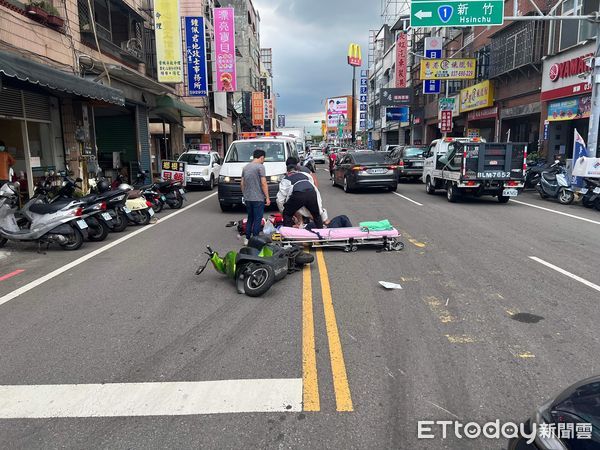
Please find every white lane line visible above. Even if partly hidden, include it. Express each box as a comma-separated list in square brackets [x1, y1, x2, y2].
[0, 193, 217, 308]
[393, 192, 423, 206]
[530, 256, 600, 293]
[511, 199, 600, 226]
[0, 378, 302, 418]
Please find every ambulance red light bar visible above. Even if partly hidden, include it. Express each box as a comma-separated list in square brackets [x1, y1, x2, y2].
[241, 132, 282, 139]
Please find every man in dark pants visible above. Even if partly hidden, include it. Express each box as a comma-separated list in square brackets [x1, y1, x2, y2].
[277, 159, 323, 229]
[240, 149, 270, 244]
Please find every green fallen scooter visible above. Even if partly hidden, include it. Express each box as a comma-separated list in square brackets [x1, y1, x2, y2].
[196, 236, 314, 297]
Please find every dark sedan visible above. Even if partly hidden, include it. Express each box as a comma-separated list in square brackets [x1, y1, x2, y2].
[509, 375, 600, 449]
[331, 151, 398, 193]
[387, 145, 427, 181]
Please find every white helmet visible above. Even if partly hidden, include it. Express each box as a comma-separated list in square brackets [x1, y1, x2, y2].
[117, 183, 133, 191]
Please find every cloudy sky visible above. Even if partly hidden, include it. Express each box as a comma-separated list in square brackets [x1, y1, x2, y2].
[253, 0, 382, 134]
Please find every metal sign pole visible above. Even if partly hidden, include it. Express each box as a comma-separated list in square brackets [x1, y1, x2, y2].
[351, 66, 357, 144]
[586, 21, 600, 157]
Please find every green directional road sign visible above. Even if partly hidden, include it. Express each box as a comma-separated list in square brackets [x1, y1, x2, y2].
[410, 0, 504, 28]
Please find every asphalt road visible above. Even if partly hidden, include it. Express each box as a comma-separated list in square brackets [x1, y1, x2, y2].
[0, 169, 599, 449]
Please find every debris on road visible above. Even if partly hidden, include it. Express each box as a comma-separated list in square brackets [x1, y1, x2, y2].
[378, 281, 403, 290]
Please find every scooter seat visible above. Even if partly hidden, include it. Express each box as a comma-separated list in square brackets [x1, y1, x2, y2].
[29, 200, 74, 214]
[239, 247, 260, 256]
[128, 190, 143, 199]
[542, 173, 557, 182]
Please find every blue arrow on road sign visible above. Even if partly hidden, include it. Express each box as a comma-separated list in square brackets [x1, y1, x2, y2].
[423, 80, 441, 94]
[438, 5, 453, 23]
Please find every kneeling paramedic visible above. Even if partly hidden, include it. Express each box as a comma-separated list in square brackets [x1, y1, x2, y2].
[277, 158, 324, 229]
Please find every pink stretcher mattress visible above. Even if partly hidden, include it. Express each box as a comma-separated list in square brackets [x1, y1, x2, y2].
[278, 226, 399, 240]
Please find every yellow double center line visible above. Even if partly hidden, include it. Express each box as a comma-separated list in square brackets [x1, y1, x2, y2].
[303, 249, 353, 412]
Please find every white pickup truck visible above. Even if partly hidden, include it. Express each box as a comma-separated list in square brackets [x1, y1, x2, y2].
[422, 137, 527, 203]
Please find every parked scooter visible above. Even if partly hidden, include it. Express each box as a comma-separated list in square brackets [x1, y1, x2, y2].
[89, 178, 130, 232]
[46, 176, 115, 241]
[133, 171, 165, 213]
[524, 159, 548, 189]
[580, 177, 600, 210]
[536, 161, 575, 204]
[118, 183, 155, 225]
[0, 182, 88, 251]
[155, 179, 186, 209]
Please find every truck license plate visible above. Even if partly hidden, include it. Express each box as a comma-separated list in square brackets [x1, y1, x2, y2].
[76, 219, 88, 230]
[502, 189, 519, 197]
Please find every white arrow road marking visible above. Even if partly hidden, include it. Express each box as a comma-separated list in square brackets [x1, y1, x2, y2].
[0, 378, 303, 418]
[415, 10, 433, 19]
[529, 256, 600, 294]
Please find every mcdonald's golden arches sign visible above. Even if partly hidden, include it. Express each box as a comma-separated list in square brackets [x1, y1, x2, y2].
[347, 43, 362, 67]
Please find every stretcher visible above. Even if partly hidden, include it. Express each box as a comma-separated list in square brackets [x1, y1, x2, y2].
[271, 226, 404, 252]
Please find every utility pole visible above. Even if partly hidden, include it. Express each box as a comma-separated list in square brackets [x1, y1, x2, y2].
[351, 66, 357, 144]
[586, 20, 600, 157]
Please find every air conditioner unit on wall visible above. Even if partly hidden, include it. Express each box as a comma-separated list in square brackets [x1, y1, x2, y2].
[121, 38, 143, 60]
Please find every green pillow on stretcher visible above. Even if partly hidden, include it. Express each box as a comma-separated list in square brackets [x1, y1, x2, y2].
[359, 219, 393, 232]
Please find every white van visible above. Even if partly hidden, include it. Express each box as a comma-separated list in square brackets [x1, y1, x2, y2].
[218, 137, 300, 211]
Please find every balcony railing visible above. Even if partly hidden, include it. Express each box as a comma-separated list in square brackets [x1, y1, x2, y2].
[489, 20, 545, 78]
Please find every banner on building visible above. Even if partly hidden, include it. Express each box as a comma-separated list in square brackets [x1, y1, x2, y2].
[395, 33, 408, 88]
[185, 17, 208, 96]
[327, 97, 349, 127]
[264, 99, 273, 120]
[440, 110, 453, 133]
[277, 115, 286, 128]
[386, 107, 410, 124]
[380, 88, 412, 106]
[252, 92, 264, 127]
[214, 7, 237, 91]
[420, 59, 476, 80]
[360, 69, 368, 130]
[154, 0, 183, 83]
[547, 95, 591, 121]
[460, 80, 494, 112]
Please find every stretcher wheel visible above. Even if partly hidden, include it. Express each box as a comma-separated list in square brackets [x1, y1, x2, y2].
[344, 246, 351, 253]
[392, 241, 405, 251]
[351, 245, 358, 252]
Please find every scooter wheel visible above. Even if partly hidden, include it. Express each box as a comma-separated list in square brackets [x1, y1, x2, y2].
[558, 188, 574, 205]
[112, 211, 128, 232]
[138, 210, 152, 226]
[59, 227, 84, 251]
[88, 219, 110, 242]
[0, 237, 7, 248]
[237, 263, 275, 297]
[154, 200, 164, 213]
[170, 197, 184, 209]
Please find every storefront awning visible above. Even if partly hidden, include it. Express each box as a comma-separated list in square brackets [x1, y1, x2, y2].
[155, 95, 204, 118]
[0, 50, 125, 106]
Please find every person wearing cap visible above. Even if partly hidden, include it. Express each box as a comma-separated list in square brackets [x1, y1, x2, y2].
[277, 157, 323, 229]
